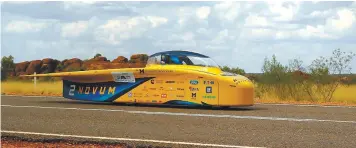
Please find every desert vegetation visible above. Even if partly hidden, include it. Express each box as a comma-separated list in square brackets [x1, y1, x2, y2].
[1, 49, 356, 105]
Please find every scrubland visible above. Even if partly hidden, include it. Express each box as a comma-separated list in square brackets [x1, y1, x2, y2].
[1, 80, 355, 106]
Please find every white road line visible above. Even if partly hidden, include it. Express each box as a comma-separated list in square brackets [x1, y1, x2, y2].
[1, 130, 262, 148]
[2, 104, 356, 124]
[2, 95, 356, 108]
[255, 103, 356, 108]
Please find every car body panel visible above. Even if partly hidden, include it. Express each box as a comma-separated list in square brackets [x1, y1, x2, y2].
[21, 51, 254, 107]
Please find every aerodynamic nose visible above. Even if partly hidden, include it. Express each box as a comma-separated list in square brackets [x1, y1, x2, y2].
[233, 77, 254, 106]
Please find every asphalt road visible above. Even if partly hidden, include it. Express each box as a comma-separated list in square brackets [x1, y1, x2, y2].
[1, 95, 356, 148]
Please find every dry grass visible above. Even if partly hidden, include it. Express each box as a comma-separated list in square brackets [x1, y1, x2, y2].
[255, 84, 356, 106]
[1, 80, 62, 96]
[1, 81, 356, 106]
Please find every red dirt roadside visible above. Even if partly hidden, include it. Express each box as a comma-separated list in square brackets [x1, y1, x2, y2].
[1, 136, 127, 148]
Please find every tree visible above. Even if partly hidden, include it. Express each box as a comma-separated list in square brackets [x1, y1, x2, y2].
[1, 55, 15, 80]
[94, 53, 102, 58]
[221, 66, 246, 75]
[308, 49, 356, 102]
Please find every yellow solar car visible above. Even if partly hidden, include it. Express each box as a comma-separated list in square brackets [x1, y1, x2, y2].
[23, 51, 254, 107]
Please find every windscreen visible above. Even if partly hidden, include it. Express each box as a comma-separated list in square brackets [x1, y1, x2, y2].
[147, 54, 220, 68]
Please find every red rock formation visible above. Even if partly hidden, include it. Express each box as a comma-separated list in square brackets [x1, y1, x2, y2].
[41, 58, 60, 73]
[25, 60, 43, 74]
[112, 56, 128, 63]
[63, 58, 82, 67]
[14, 61, 30, 76]
[130, 54, 148, 63]
[89, 56, 109, 62]
[62, 58, 83, 72]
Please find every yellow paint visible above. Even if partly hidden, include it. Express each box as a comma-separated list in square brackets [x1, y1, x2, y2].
[108, 87, 116, 95]
[99, 87, 106, 95]
[1, 80, 355, 105]
[92, 87, 98, 94]
[19, 63, 255, 106]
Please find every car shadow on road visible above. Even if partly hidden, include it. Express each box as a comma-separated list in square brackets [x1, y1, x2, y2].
[43, 100, 267, 111]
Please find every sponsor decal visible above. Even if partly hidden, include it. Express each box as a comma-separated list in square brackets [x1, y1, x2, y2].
[198, 76, 204, 79]
[161, 94, 167, 98]
[203, 95, 216, 99]
[73, 86, 116, 95]
[176, 95, 184, 98]
[152, 100, 157, 103]
[233, 79, 237, 82]
[177, 88, 185, 91]
[149, 88, 157, 90]
[151, 79, 155, 84]
[63, 78, 153, 102]
[190, 80, 199, 85]
[165, 87, 174, 91]
[128, 92, 132, 97]
[145, 93, 149, 97]
[230, 85, 236, 87]
[133, 93, 143, 97]
[176, 81, 185, 84]
[156, 80, 164, 83]
[153, 94, 160, 97]
[152, 70, 173, 73]
[203, 80, 214, 85]
[159, 87, 164, 91]
[139, 69, 145, 74]
[206, 86, 212, 93]
[166, 81, 175, 83]
[111, 72, 135, 83]
[189, 86, 199, 91]
[142, 86, 148, 91]
[191, 93, 197, 99]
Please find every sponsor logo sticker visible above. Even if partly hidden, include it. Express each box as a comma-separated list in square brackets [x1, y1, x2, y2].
[176, 95, 184, 98]
[166, 81, 175, 83]
[139, 69, 145, 74]
[111, 72, 135, 83]
[206, 86, 212, 93]
[191, 93, 197, 99]
[177, 88, 185, 91]
[203, 80, 214, 85]
[128, 92, 132, 97]
[189, 87, 199, 91]
[161, 94, 167, 98]
[190, 80, 199, 85]
[203, 95, 216, 99]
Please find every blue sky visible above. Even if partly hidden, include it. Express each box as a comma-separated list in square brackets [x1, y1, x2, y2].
[1, 1, 356, 73]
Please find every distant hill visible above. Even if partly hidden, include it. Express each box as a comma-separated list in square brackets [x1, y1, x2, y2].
[9, 54, 148, 77]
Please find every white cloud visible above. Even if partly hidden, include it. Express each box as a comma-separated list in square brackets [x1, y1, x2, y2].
[244, 14, 271, 27]
[267, 1, 300, 22]
[326, 8, 355, 32]
[181, 32, 195, 41]
[214, 1, 240, 22]
[63, 1, 97, 10]
[5, 21, 48, 33]
[146, 16, 168, 28]
[294, 25, 335, 39]
[95, 16, 168, 45]
[61, 21, 89, 38]
[176, 7, 195, 27]
[196, 6, 211, 20]
[310, 10, 332, 18]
